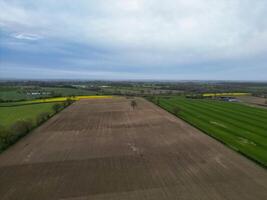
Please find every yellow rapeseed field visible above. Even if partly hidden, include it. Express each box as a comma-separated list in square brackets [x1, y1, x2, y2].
[75, 95, 113, 100]
[30, 95, 113, 103]
[202, 93, 250, 97]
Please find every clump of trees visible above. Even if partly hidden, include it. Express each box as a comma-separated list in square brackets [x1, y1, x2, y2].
[36, 112, 50, 124]
[64, 98, 75, 106]
[52, 98, 74, 113]
[0, 125, 12, 151]
[10, 119, 33, 135]
[52, 103, 63, 113]
[0, 120, 33, 152]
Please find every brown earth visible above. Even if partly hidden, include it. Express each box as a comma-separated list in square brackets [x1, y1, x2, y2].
[0, 97, 267, 200]
[237, 96, 267, 109]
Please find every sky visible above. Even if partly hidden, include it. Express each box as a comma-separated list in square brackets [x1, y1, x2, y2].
[0, 0, 267, 80]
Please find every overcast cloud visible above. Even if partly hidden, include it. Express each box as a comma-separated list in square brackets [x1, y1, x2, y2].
[0, 0, 267, 80]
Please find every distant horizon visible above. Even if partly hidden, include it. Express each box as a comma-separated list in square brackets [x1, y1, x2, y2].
[0, 78, 267, 83]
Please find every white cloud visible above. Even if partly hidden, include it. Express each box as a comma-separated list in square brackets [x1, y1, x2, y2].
[13, 33, 42, 40]
[0, 0, 267, 79]
[1, 1, 266, 48]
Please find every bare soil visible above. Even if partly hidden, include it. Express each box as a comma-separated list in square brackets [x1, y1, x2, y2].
[1, 97, 267, 200]
[237, 96, 267, 109]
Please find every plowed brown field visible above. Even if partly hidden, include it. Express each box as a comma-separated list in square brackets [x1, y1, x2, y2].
[1, 97, 267, 200]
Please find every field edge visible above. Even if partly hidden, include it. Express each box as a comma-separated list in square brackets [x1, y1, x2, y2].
[146, 97, 267, 169]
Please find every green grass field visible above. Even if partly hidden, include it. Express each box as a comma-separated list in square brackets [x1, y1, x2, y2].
[0, 102, 58, 128]
[0, 87, 31, 101]
[151, 96, 267, 166]
[0, 99, 70, 152]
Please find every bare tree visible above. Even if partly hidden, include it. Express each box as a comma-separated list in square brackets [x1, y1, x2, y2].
[131, 100, 137, 110]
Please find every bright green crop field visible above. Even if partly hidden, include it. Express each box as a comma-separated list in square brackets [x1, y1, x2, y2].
[0, 102, 58, 128]
[151, 96, 267, 166]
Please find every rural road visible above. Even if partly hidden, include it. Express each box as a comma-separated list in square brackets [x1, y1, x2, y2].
[1, 97, 267, 200]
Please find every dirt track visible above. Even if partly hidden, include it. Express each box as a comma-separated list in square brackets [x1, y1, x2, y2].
[1, 97, 267, 200]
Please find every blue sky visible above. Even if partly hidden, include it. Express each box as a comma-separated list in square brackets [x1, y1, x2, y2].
[0, 0, 267, 80]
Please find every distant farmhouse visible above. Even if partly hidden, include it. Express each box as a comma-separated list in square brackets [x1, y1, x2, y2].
[218, 96, 239, 102]
[26, 91, 51, 96]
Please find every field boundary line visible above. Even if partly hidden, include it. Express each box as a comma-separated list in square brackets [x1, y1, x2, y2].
[145, 97, 267, 169]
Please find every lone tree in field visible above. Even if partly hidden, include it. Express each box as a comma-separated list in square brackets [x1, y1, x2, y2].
[131, 100, 137, 110]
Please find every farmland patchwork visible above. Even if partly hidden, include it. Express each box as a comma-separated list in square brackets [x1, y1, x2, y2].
[0, 97, 267, 199]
